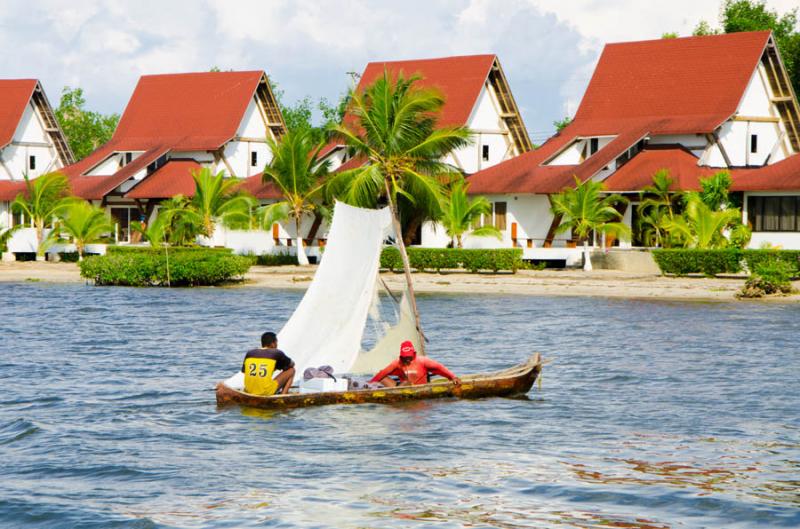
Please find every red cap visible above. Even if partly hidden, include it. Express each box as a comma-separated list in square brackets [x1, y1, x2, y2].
[399, 340, 416, 357]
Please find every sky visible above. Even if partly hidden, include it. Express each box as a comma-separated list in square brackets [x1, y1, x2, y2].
[2, 0, 798, 143]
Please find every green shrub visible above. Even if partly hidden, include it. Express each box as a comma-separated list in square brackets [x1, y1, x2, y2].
[742, 250, 800, 276]
[79, 249, 252, 286]
[106, 245, 232, 256]
[652, 249, 743, 276]
[256, 252, 298, 266]
[738, 259, 794, 298]
[380, 247, 522, 273]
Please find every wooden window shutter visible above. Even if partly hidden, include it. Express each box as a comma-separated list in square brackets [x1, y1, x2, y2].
[494, 202, 507, 230]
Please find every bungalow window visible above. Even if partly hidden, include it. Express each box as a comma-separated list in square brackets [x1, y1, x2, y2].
[750, 134, 758, 154]
[28, 155, 36, 170]
[748, 196, 800, 232]
[125, 152, 133, 164]
[589, 138, 599, 155]
[251, 151, 258, 167]
[12, 210, 26, 227]
[482, 145, 490, 161]
[494, 202, 507, 230]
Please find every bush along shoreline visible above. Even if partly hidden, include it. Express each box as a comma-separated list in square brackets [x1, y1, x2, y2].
[651, 248, 798, 299]
[381, 247, 523, 273]
[79, 246, 252, 286]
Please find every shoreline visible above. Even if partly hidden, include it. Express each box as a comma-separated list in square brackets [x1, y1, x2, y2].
[2, 261, 799, 303]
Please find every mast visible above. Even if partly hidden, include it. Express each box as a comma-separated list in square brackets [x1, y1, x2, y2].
[384, 179, 426, 355]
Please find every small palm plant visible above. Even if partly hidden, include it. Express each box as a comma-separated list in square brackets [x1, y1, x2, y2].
[258, 129, 330, 265]
[550, 177, 630, 270]
[664, 194, 740, 249]
[11, 172, 72, 258]
[439, 180, 501, 248]
[638, 169, 678, 248]
[156, 196, 203, 246]
[55, 200, 114, 260]
[191, 168, 255, 239]
[327, 70, 471, 351]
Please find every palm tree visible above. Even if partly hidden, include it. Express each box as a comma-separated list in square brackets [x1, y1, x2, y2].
[55, 200, 114, 260]
[156, 196, 203, 246]
[191, 168, 255, 240]
[550, 177, 630, 271]
[327, 70, 471, 352]
[11, 172, 71, 258]
[439, 180, 501, 248]
[637, 208, 670, 248]
[258, 129, 330, 265]
[639, 169, 677, 220]
[664, 194, 740, 249]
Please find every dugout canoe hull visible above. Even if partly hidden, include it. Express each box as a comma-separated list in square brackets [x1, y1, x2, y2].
[215, 353, 542, 410]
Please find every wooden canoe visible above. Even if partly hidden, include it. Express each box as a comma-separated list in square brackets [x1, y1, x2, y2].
[215, 353, 542, 410]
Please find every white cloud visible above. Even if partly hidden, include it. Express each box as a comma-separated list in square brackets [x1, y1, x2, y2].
[1, 0, 796, 136]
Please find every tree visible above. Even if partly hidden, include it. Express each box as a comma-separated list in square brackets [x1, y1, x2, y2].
[155, 196, 203, 246]
[55, 200, 114, 260]
[54, 87, 119, 161]
[553, 116, 572, 132]
[664, 194, 741, 248]
[662, 32, 679, 39]
[693, 1, 799, 95]
[191, 168, 255, 239]
[698, 170, 733, 210]
[638, 169, 680, 247]
[11, 172, 72, 258]
[327, 70, 471, 351]
[270, 80, 349, 143]
[258, 129, 330, 265]
[550, 177, 630, 270]
[439, 180, 501, 248]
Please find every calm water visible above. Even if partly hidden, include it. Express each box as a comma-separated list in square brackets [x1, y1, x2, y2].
[0, 283, 798, 529]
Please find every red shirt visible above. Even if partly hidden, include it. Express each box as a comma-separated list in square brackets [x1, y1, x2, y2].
[370, 356, 457, 385]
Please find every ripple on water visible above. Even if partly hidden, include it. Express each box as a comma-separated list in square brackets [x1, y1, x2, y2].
[0, 284, 798, 528]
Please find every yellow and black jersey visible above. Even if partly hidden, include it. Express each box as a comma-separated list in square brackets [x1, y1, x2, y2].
[241, 348, 293, 396]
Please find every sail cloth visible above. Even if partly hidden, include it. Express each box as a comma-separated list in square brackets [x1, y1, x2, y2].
[349, 294, 422, 374]
[278, 201, 393, 374]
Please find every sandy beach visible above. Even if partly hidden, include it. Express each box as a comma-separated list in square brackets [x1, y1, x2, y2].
[2, 260, 799, 302]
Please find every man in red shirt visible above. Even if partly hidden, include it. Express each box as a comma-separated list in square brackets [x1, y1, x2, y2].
[370, 341, 461, 387]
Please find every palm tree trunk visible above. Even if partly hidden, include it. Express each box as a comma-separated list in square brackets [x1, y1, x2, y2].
[295, 216, 309, 266]
[384, 179, 426, 355]
[35, 221, 45, 260]
[457, 234, 463, 248]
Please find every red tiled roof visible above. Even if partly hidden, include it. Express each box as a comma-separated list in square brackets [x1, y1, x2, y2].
[603, 145, 719, 192]
[0, 180, 27, 201]
[320, 54, 496, 160]
[0, 79, 38, 150]
[240, 173, 281, 199]
[575, 31, 769, 135]
[111, 71, 263, 151]
[731, 154, 800, 191]
[68, 146, 169, 199]
[467, 31, 771, 195]
[125, 160, 201, 199]
[61, 71, 267, 200]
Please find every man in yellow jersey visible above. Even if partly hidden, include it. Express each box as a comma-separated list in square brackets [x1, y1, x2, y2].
[241, 332, 295, 396]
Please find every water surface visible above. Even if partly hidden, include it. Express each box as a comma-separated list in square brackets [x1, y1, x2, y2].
[0, 283, 798, 528]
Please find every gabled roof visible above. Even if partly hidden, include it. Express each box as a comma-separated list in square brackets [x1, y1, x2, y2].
[0, 79, 73, 165]
[111, 71, 264, 151]
[125, 160, 201, 199]
[0, 180, 26, 201]
[0, 79, 37, 151]
[320, 54, 532, 160]
[62, 70, 285, 200]
[468, 31, 773, 195]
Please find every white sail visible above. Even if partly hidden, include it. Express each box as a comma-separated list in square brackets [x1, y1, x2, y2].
[278, 201, 393, 374]
[350, 294, 422, 374]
